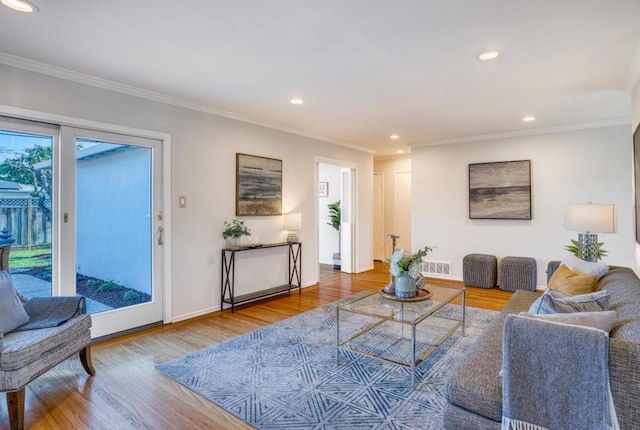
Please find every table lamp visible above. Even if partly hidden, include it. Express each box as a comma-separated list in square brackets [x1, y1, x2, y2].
[564, 203, 616, 262]
[283, 212, 302, 243]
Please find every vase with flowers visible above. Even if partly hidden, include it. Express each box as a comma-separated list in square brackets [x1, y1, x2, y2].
[388, 246, 433, 298]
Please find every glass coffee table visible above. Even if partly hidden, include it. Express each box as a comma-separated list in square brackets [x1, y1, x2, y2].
[336, 284, 465, 388]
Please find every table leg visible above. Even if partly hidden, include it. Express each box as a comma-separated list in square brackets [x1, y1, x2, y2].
[411, 323, 417, 389]
[462, 289, 466, 336]
[336, 306, 340, 365]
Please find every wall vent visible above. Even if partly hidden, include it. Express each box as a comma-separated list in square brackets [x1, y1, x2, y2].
[422, 260, 452, 277]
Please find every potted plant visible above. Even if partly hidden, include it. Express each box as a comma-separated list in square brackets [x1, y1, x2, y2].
[564, 239, 608, 261]
[223, 220, 251, 247]
[327, 200, 341, 269]
[388, 246, 434, 298]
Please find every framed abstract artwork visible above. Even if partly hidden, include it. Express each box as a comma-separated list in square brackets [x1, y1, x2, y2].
[634, 125, 640, 243]
[236, 153, 282, 216]
[469, 160, 531, 220]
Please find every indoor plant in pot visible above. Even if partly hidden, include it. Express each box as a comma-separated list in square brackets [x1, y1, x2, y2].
[223, 219, 251, 247]
[327, 200, 341, 269]
[389, 246, 433, 298]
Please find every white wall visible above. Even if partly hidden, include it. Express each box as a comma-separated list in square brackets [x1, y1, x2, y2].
[412, 125, 633, 287]
[318, 163, 342, 265]
[373, 156, 411, 257]
[0, 63, 374, 321]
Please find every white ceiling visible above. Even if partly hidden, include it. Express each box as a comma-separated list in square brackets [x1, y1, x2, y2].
[0, 0, 639, 156]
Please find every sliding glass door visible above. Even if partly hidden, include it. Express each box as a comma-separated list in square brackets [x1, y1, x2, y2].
[0, 117, 164, 338]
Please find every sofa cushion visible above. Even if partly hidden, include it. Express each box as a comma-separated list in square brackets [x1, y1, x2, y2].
[562, 255, 609, 279]
[597, 267, 640, 342]
[519, 311, 617, 333]
[528, 289, 609, 314]
[0, 314, 91, 371]
[0, 271, 29, 334]
[547, 264, 597, 295]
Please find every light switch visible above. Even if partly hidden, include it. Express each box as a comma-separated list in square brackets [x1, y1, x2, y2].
[178, 196, 187, 208]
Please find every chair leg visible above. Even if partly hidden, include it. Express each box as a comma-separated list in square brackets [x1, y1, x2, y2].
[79, 345, 96, 376]
[7, 388, 25, 430]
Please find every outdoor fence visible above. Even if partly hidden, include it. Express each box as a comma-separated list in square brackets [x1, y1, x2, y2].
[0, 197, 51, 248]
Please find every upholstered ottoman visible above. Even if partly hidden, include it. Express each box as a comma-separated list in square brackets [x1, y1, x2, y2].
[499, 256, 537, 291]
[463, 254, 497, 289]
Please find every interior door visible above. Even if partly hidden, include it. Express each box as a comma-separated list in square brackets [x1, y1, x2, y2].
[395, 171, 412, 252]
[373, 173, 384, 261]
[62, 127, 164, 338]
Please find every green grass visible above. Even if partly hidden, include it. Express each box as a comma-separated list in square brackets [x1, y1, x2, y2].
[8, 248, 52, 269]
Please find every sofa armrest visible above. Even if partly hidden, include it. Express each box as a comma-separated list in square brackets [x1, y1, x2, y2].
[546, 261, 561, 284]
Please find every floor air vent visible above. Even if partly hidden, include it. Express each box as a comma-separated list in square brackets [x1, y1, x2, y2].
[422, 260, 452, 277]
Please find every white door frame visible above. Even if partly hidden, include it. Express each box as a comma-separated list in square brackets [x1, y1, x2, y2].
[314, 156, 358, 282]
[0, 104, 172, 332]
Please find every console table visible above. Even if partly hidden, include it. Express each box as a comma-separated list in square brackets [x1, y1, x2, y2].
[221, 242, 302, 312]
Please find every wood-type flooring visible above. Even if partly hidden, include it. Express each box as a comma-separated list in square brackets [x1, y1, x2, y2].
[0, 262, 518, 430]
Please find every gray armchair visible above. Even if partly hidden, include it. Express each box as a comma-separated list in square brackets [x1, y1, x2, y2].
[0, 245, 94, 430]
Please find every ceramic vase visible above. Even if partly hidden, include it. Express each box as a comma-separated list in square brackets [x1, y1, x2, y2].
[395, 272, 416, 298]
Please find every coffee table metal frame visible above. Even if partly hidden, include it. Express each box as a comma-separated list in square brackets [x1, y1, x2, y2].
[335, 284, 465, 388]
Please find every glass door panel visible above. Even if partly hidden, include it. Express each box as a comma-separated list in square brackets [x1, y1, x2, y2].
[0, 118, 56, 298]
[75, 138, 153, 314]
[70, 129, 163, 338]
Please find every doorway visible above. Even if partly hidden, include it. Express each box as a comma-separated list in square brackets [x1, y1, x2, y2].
[317, 160, 356, 278]
[0, 116, 166, 339]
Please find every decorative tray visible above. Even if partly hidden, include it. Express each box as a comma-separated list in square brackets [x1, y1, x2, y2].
[379, 288, 432, 302]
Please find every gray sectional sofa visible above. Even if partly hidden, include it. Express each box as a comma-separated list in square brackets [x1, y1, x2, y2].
[443, 265, 640, 429]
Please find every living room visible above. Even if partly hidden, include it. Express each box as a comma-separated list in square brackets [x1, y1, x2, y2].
[1, 1, 640, 429]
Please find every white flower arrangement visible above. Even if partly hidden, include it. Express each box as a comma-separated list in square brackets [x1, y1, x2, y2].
[388, 246, 433, 278]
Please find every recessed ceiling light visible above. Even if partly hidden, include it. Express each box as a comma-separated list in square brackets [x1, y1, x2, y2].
[390, 134, 400, 140]
[290, 98, 304, 105]
[396, 150, 405, 154]
[523, 116, 536, 122]
[1, 0, 38, 12]
[478, 50, 500, 61]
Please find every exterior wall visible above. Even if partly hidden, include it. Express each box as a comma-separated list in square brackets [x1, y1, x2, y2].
[412, 125, 633, 287]
[76, 147, 152, 294]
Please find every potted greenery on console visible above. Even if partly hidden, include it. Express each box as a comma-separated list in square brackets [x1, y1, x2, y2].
[223, 219, 251, 247]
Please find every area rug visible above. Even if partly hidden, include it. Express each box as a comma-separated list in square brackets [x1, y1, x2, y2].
[157, 293, 498, 429]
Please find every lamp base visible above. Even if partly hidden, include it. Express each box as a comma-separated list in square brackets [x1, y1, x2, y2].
[286, 232, 299, 243]
[578, 233, 598, 262]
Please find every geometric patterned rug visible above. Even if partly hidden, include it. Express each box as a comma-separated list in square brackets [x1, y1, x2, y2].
[157, 292, 498, 430]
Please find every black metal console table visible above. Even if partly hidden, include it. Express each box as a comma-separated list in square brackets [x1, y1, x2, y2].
[221, 242, 302, 312]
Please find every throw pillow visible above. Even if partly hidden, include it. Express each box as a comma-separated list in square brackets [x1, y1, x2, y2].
[528, 288, 609, 314]
[0, 271, 29, 334]
[562, 255, 609, 279]
[547, 264, 597, 295]
[519, 311, 617, 333]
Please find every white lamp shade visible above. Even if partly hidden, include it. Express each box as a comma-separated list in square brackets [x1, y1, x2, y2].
[564, 203, 616, 233]
[283, 212, 302, 231]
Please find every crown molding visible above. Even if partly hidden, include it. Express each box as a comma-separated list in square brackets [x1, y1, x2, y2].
[0, 52, 375, 154]
[410, 118, 632, 148]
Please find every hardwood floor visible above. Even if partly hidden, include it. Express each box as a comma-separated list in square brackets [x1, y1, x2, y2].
[0, 262, 516, 430]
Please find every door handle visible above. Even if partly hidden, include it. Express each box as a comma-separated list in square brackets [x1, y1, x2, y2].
[157, 226, 164, 246]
